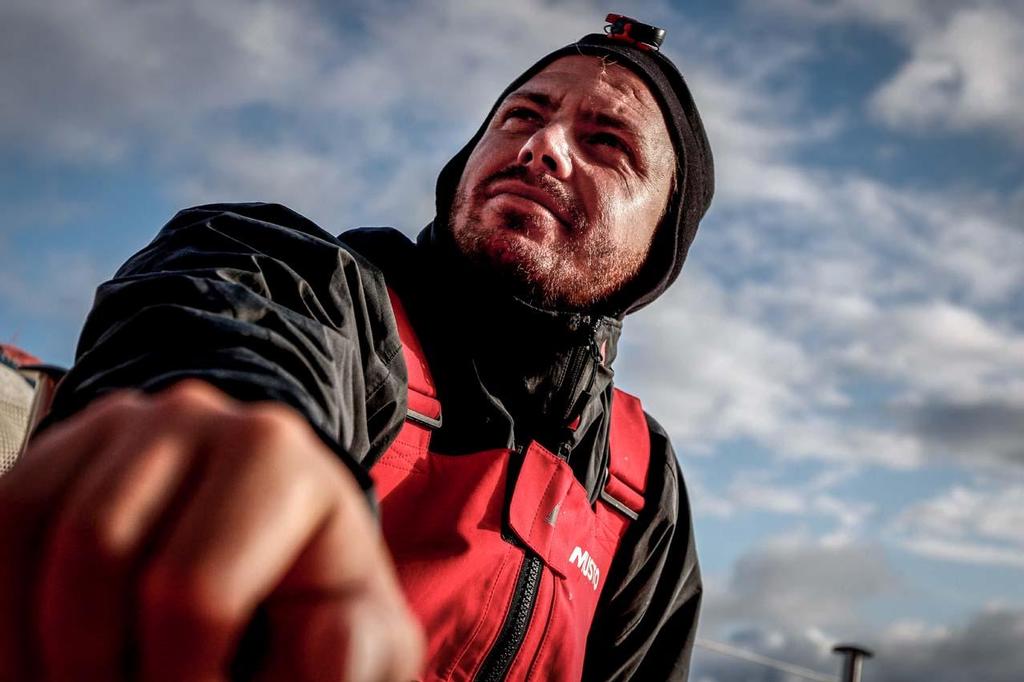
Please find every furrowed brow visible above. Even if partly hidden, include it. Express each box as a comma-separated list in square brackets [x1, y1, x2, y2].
[592, 112, 642, 140]
[504, 90, 555, 110]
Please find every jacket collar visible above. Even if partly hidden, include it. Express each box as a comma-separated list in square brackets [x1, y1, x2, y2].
[417, 222, 621, 452]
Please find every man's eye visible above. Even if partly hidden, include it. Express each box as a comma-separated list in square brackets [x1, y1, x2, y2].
[505, 107, 541, 121]
[589, 132, 628, 153]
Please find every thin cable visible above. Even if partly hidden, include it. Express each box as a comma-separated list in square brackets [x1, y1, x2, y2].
[695, 637, 839, 682]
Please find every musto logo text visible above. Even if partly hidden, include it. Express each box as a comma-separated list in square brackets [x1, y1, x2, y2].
[569, 546, 600, 590]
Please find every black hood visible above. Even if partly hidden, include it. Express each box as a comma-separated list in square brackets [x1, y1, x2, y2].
[425, 29, 715, 319]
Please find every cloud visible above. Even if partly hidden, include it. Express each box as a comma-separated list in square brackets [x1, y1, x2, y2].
[748, 0, 1024, 141]
[903, 400, 1024, 469]
[0, 0, 608, 232]
[889, 483, 1024, 568]
[691, 536, 890, 681]
[701, 535, 898, 634]
[620, 270, 928, 469]
[622, 169, 1024, 473]
[695, 533, 1024, 681]
[695, 608, 1024, 682]
[0, 0, 340, 160]
[674, 42, 839, 216]
[172, 139, 368, 230]
[871, 608, 1024, 682]
[689, 466, 873, 546]
[614, 3, 1024, 475]
[748, 0, 965, 32]
[829, 297, 1024, 470]
[870, 6, 1024, 140]
[832, 296, 1024, 379]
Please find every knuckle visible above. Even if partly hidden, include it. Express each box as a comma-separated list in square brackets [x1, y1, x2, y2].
[87, 389, 143, 423]
[232, 403, 309, 450]
[140, 562, 238, 630]
[154, 379, 223, 412]
[50, 512, 131, 568]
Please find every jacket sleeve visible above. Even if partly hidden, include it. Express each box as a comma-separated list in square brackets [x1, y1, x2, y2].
[43, 203, 408, 489]
[582, 414, 702, 681]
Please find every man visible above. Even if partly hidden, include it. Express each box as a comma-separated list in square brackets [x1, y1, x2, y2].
[0, 16, 713, 682]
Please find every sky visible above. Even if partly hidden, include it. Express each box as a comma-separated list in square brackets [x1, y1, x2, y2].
[1, 0, 1022, 680]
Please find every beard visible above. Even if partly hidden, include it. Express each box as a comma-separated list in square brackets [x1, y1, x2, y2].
[449, 167, 648, 311]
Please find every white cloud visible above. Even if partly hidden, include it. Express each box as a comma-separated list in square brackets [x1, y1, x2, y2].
[900, 536, 1024, 569]
[729, 476, 807, 515]
[871, 6, 1024, 140]
[890, 483, 1024, 568]
[633, 170, 1024, 472]
[604, 3, 1024, 476]
[749, 0, 1024, 141]
[678, 50, 839, 215]
[749, 0, 963, 33]
[0, 0, 607, 233]
[0, 0, 338, 160]
[691, 467, 874, 544]
[620, 270, 928, 468]
[679, 467, 738, 519]
[172, 139, 367, 230]
[837, 300, 1024, 399]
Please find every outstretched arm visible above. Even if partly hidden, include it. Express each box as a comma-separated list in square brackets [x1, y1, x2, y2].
[45, 202, 407, 473]
[0, 203, 422, 680]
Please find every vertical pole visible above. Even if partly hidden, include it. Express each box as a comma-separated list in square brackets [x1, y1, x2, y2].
[832, 644, 873, 682]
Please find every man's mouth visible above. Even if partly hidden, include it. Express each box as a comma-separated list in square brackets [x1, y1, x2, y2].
[486, 179, 570, 227]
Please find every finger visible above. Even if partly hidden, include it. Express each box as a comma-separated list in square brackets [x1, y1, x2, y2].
[259, 469, 424, 681]
[137, 405, 354, 682]
[0, 393, 129, 681]
[35, 382, 229, 680]
[36, 434, 194, 678]
[253, 588, 425, 682]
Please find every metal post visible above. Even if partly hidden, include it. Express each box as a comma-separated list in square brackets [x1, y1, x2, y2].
[832, 644, 873, 682]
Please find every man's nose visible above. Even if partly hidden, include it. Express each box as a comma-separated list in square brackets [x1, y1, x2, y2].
[517, 125, 572, 180]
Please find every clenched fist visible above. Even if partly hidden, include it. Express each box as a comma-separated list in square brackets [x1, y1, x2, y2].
[0, 380, 423, 681]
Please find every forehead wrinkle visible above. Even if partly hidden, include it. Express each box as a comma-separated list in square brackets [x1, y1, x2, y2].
[581, 62, 665, 138]
[503, 89, 558, 111]
[585, 82, 669, 160]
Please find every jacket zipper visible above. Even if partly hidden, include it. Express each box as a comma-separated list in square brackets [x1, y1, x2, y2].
[557, 316, 601, 425]
[473, 320, 601, 680]
[473, 550, 543, 682]
[552, 315, 598, 425]
[475, 442, 543, 682]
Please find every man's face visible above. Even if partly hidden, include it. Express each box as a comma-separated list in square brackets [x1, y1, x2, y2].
[450, 55, 675, 310]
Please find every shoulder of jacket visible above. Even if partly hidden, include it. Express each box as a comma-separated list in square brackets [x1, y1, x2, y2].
[171, 202, 335, 234]
[339, 227, 422, 295]
[635, 406, 688, 524]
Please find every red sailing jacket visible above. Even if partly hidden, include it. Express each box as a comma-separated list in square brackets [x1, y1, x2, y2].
[372, 291, 652, 681]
